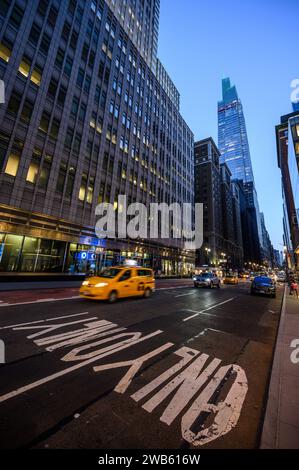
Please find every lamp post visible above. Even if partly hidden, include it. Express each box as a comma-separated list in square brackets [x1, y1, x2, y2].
[205, 247, 211, 266]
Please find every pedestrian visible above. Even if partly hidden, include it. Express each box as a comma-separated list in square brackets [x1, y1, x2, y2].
[289, 276, 295, 295]
[291, 280, 299, 298]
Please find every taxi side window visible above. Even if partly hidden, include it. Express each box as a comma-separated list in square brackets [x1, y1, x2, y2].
[119, 270, 131, 282]
[137, 269, 151, 277]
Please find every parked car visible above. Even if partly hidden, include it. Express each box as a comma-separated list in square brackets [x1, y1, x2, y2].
[223, 274, 239, 285]
[276, 271, 286, 283]
[80, 266, 155, 303]
[193, 272, 221, 288]
[250, 276, 276, 298]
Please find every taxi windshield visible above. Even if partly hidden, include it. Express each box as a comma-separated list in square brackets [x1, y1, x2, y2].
[99, 268, 123, 279]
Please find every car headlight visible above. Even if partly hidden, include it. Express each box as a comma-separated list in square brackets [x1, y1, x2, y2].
[193, 277, 197, 281]
[95, 282, 108, 288]
[82, 281, 89, 286]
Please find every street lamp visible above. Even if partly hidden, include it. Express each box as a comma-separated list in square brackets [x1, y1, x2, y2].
[205, 247, 211, 266]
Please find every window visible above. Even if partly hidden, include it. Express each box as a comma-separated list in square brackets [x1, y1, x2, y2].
[64, 128, 73, 149]
[76, 68, 84, 87]
[0, 40, 12, 63]
[26, 161, 39, 184]
[0, 131, 10, 171]
[57, 86, 66, 106]
[78, 173, 87, 201]
[31, 66, 42, 86]
[71, 97, 79, 116]
[84, 75, 91, 93]
[40, 33, 51, 55]
[55, 48, 65, 68]
[64, 56, 73, 77]
[18, 57, 31, 77]
[65, 167, 75, 197]
[9, 4, 24, 28]
[38, 155, 52, 189]
[37, 0, 48, 17]
[29, 23, 41, 45]
[70, 31, 78, 50]
[49, 118, 60, 139]
[20, 99, 34, 123]
[39, 111, 50, 133]
[47, 6, 58, 27]
[79, 104, 86, 121]
[48, 78, 58, 98]
[56, 163, 67, 193]
[73, 132, 81, 154]
[0, 0, 10, 18]
[7, 91, 22, 114]
[86, 180, 94, 204]
[5, 153, 20, 177]
[119, 270, 131, 282]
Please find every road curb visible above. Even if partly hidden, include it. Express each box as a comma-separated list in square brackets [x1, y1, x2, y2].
[260, 285, 287, 448]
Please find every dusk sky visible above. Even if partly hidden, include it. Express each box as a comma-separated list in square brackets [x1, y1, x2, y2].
[158, 0, 299, 251]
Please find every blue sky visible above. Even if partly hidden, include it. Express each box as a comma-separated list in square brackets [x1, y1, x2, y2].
[158, 0, 298, 251]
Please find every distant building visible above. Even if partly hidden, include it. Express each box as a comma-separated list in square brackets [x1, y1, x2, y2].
[276, 109, 299, 270]
[220, 164, 243, 268]
[217, 77, 271, 265]
[218, 77, 254, 183]
[194, 138, 223, 267]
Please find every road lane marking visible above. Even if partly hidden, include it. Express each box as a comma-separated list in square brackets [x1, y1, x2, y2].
[131, 346, 248, 446]
[0, 328, 163, 404]
[0, 296, 81, 307]
[183, 298, 235, 322]
[0, 311, 90, 330]
[175, 291, 195, 298]
[0, 286, 193, 307]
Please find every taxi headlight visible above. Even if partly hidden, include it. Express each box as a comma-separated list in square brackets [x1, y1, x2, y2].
[95, 282, 109, 288]
[82, 281, 89, 286]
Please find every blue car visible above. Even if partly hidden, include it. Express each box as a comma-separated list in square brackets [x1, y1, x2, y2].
[250, 276, 276, 298]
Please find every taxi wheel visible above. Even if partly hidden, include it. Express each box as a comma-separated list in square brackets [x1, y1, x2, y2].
[144, 288, 152, 299]
[108, 290, 118, 303]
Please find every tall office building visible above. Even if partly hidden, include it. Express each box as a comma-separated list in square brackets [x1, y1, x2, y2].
[105, 0, 160, 73]
[0, 0, 194, 275]
[218, 77, 254, 183]
[218, 77, 268, 264]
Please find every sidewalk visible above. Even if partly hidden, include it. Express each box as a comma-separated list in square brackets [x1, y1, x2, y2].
[261, 286, 299, 448]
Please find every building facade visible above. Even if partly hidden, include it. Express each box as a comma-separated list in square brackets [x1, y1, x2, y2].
[218, 77, 254, 183]
[218, 77, 268, 265]
[194, 138, 223, 267]
[276, 109, 299, 270]
[220, 164, 243, 269]
[0, 0, 194, 275]
[194, 137, 243, 270]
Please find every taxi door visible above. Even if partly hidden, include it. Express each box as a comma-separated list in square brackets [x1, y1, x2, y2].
[117, 269, 138, 297]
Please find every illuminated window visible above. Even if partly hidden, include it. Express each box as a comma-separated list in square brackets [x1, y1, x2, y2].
[18, 57, 31, 77]
[26, 162, 39, 183]
[79, 174, 87, 201]
[296, 142, 299, 156]
[0, 41, 12, 62]
[86, 185, 93, 204]
[296, 125, 299, 138]
[5, 153, 20, 176]
[31, 67, 42, 86]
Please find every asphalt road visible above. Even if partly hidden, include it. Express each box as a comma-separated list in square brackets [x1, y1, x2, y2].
[0, 280, 283, 449]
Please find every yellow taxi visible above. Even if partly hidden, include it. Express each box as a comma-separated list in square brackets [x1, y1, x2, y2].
[79, 266, 155, 303]
[223, 274, 239, 285]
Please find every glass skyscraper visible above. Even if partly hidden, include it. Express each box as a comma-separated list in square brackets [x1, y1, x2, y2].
[218, 77, 269, 264]
[218, 77, 254, 183]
